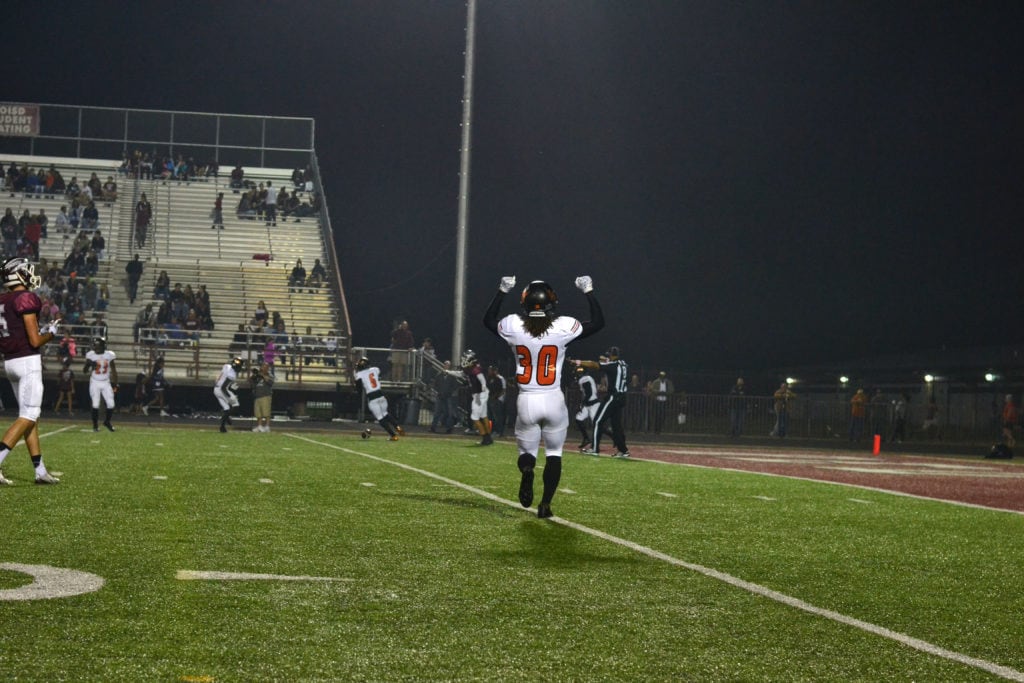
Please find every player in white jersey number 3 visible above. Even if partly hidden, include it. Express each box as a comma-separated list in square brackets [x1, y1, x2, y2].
[484, 275, 604, 518]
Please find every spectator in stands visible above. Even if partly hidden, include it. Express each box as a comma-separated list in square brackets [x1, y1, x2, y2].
[130, 373, 148, 415]
[153, 270, 170, 301]
[323, 331, 339, 367]
[84, 250, 99, 277]
[82, 277, 99, 310]
[229, 323, 251, 356]
[255, 183, 267, 222]
[87, 173, 102, 199]
[68, 200, 82, 231]
[169, 283, 188, 321]
[288, 259, 306, 291]
[262, 336, 279, 377]
[1, 208, 17, 257]
[134, 192, 152, 248]
[184, 309, 202, 343]
[133, 303, 154, 343]
[211, 192, 224, 229]
[125, 254, 144, 304]
[308, 258, 327, 292]
[81, 201, 99, 232]
[263, 181, 278, 227]
[252, 300, 269, 327]
[23, 213, 41, 260]
[36, 208, 48, 238]
[230, 164, 244, 191]
[91, 229, 105, 260]
[66, 176, 81, 200]
[49, 169, 66, 196]
[55, 205, 71, 235]
[389, 320, 415, 381]
[140, 152, 153, 180]
[95, 283, 110, 312]
[236, 190, 256, 219]
[101, 176, 117, 202]
[281, 189, 301, 221]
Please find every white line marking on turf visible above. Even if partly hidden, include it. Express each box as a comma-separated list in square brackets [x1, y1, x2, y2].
[561, 488, 576, 494]
[753, 495, 776, 501]
[286, 432, 1024, 683]
[259, 478, 274, 484]
[651, 456, 1024, 517]
[0, 563, 105, 601]
[656, 492, 677, 498]
[361, 482, 376, 487]
[849, 498, 873, 504]
[176, 570, 351, 582]
[153, 476, 168, 480]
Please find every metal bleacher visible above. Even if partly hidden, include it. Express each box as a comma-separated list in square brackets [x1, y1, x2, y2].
[3, 153, 351, 390]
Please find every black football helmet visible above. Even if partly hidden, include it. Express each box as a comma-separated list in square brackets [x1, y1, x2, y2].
[520, 280, 557, 318]
[92, 337, 107, 353]
[355, 356, 369, 370]
[2, 257, 41, 291]
[230, 357, 244, 372]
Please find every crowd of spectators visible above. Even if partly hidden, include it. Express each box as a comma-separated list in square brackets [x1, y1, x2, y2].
[118, 150, 219, 182]
[134, 276, 215, 348]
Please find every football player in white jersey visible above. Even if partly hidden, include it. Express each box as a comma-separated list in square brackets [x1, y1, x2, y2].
[83, 337, 118, 432]
[483, 275, 604, 518]
[353, 357, 404, 440]
[214, 357, 244, 433]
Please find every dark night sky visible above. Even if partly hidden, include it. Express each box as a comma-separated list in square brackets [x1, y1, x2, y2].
[6, 1, 1024, 380]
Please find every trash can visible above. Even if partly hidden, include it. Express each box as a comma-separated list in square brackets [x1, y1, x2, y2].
[401, 398, 421, 425]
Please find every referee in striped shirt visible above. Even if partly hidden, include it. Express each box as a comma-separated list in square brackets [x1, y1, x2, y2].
[575, 346, 630, 458]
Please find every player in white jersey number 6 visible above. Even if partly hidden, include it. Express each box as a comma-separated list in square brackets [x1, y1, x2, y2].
[483, 275, 604, 518]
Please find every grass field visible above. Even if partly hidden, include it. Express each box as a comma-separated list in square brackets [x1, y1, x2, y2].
[2, 425, 1022, 682]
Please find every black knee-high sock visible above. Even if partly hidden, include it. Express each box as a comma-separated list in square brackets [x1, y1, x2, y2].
[378, 418, 395, 436]
[104, 407, 113, 424]
[575, 419, 589, 441]
[91, 408, 99, 428]
[221, 410, 230, 427]
[540, 456, 562, 505]
[518, 452, 536, 473]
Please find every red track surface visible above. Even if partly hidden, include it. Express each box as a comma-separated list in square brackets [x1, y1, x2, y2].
[637, 444, 1024, 514]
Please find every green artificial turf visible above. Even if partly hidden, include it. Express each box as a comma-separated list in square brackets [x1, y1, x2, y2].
[0, 426, 1020, 681]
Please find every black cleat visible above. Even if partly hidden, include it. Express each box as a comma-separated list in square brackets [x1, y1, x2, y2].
[537, 504, 553, 519]
[219, 425, 227, 433]
[104, 422, 115, 432]
[480, 433, 494, 446]
[518, 467, 534, 508]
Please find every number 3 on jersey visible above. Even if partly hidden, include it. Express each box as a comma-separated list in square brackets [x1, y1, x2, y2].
[514, 344, 559, 387]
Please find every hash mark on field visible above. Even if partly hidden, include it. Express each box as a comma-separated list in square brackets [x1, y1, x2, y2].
[754, 495, 777, 501]
[361, 482, 376, 487]
[849, 498, 873, 504]
[176, 570, 351, 583]
[155, 443, 164, 446]
[560, 488, 576, 494]
[153, 475, 168, 480]
[656, 492, 677, 498]
[259, 478, 274, 484]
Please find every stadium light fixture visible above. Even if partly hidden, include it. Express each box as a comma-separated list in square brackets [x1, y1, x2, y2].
[839, 375, 849, 385]
[785, 377, 797, 385]
[924, 374, 935, 383]
[985, 372, 998, 382]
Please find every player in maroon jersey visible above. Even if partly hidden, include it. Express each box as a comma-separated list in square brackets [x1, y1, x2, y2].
[0, 258, 62, 486]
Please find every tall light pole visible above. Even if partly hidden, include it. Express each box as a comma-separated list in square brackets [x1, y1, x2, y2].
[452, 0, 477, 362]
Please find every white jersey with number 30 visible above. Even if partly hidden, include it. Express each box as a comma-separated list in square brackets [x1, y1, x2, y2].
[496, 314, 582, 393]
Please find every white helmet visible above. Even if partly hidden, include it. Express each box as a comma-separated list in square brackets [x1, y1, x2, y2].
[460, 349, 477, 367]
[2, 258, 41, 290]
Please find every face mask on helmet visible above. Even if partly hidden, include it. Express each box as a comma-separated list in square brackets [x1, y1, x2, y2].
[2, 258, 41, 290]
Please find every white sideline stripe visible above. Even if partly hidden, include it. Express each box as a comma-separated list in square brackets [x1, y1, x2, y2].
[649, 456, 1024, 517]
[286, 433, 1024, 682]
[176, 570, 350, 582]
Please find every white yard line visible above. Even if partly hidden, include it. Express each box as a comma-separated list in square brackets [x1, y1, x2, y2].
[287, 433, 1024, 682]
